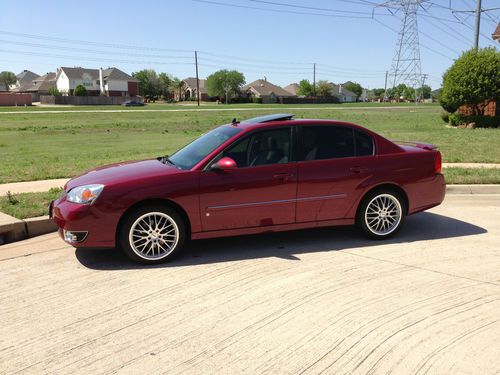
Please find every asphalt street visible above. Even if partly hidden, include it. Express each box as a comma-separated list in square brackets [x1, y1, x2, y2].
[1, 195, 499, 374]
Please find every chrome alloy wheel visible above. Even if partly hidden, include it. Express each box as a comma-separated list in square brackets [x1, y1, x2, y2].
[364, 193, 402, 236]
[128, 212, 179, 260]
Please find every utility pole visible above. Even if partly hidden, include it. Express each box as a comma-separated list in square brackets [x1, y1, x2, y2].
[474, 0, 482, 50]
[383, 70, 388, 102]
[195, 50, 200, 107]
[313, 63, 316, 104]
[420, 73, 428, 103]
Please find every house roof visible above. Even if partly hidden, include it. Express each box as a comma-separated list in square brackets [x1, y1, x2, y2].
[331, 83, 357, 98]
[242, 79, 295, 97]
[183, 77, 207, 94]
[16, 70, 40, 83]
[59, 67, 138, 82]
[283, 83, 299, 95]
[103, 68, 139, 82]
[493, 23, 500, 40]
[28, 72, 56, 92]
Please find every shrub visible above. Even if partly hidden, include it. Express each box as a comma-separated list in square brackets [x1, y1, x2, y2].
[252, 97, 263, 104]
[440, 111, 450, 123]
[48, 87, 61, 96]
[448, 113, 499, 128]
[73, 84, 87, 96]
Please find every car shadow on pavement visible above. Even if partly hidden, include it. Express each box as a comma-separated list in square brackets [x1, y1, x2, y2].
[75, 212, 487, 270]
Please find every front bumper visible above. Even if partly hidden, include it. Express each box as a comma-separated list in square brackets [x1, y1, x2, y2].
[50, 196, 117, 248]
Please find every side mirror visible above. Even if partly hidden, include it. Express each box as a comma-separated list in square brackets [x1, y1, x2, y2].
[212, 156, 237, 171]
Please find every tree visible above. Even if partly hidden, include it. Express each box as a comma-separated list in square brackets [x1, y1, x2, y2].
[73, 84, 87, 96]
[440, 47, 500, 114]
[416, 84, 432, 100]
[132, 69, 159, 101]
[316, 80, 332, 97]
[343, 81, 363, 98]
[372, 88, 386, 99]
[297, 79, 314, 96]
[171, 77, 184, 101]
[206, 70, 245, 103]
[158, 73, 174, 100]
[48, 87, 61, 96]
[0, 71, 17, 91]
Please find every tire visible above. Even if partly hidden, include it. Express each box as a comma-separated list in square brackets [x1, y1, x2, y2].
[118, 204, 186, 264]
[356, 190, 406, 240]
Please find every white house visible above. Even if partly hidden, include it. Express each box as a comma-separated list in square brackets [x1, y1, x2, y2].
[55, 67, 139, 96]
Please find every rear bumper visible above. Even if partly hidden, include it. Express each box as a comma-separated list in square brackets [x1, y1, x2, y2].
[407, 173, 446, 214]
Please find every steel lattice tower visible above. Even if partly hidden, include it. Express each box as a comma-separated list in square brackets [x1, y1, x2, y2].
[377, 0, 425, 100]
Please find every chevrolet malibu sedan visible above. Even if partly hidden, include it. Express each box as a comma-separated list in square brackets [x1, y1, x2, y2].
[51, 114, 445, 264]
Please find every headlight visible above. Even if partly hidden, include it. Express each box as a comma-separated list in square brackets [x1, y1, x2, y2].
[66, 184, 104, 204]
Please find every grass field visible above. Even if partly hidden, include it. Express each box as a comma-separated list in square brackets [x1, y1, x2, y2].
[0, 188, 62, 219]
[0, 103, 499, 184]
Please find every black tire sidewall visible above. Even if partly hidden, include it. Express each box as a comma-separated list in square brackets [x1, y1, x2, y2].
[118, 204, 185, 264]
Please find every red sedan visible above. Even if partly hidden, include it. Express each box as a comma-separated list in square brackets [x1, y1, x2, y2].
[51, 114, 445, 264]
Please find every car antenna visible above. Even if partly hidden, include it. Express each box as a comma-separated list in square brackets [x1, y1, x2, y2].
[231, 118, 239, 126]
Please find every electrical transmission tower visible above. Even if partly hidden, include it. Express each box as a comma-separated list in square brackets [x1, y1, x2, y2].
[376, 0, 426, 101]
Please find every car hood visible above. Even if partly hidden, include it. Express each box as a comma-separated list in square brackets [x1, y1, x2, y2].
[65, 159, 182, 191]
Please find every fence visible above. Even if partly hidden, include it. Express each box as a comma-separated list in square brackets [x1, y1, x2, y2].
[40, 95, 142, 105]
[0, 93, 32, 106]
[280, 97, 339, 104]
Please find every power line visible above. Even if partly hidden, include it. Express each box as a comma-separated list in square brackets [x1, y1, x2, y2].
[192, 0, 376, 18]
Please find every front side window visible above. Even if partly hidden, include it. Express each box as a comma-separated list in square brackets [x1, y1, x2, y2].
[302, 125, 355, 161]
[221, 128, 291, 168]
[169, 126, 241, 170]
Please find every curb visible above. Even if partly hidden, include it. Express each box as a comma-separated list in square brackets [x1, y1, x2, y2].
[0, 215, 57, 245]
[445, 184, 500, 195]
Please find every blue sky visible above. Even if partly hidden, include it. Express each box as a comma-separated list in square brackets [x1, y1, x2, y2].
[1, 0, 498, 89]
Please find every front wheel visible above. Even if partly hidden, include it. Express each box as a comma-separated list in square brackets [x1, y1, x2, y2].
[119, 205, 186, 264]
[357, 191, 405, 240]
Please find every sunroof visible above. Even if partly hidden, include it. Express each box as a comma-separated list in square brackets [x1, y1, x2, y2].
[243, 113, 295, 124]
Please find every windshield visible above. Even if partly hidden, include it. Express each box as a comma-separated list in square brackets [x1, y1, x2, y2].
[169, 126, 242, 170]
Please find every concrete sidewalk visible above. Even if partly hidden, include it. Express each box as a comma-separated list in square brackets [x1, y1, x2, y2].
[0, 178, 68, 196]
[443, 163, 500, 169]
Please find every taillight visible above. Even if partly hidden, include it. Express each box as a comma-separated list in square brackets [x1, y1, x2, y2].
[434, 151, 442, 173]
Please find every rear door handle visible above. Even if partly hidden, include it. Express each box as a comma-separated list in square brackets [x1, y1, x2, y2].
[350, 166, 369, 174]
[273, 173, 293, 182]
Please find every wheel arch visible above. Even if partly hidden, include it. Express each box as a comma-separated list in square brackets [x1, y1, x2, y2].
[356, 183, 409, 218]
[115, 198, 192, 242]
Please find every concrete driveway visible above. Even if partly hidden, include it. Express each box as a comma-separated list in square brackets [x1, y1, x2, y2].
[1, 195, 499, 374]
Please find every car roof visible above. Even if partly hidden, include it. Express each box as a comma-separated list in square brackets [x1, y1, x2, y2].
[225, 113, 369, 132]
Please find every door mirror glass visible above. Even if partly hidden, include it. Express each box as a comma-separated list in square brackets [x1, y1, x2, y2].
[212, 156, 237, 171]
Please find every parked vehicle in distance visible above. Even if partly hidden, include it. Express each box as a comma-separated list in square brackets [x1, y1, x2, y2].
[121, 100, 145, 106]
[50, 114, 445, 264]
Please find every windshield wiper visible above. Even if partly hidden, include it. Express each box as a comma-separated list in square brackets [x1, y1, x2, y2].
[158, 155, 176, 167]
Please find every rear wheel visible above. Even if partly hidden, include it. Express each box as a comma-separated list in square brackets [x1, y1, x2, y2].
[119, 204, 185, 264]
[357, 191, 405, 239]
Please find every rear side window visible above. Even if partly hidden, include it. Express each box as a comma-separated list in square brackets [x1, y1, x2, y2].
[302, 126, 355, 161]
[354, 129, 374, 156]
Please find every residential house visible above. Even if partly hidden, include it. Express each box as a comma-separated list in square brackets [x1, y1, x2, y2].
[56, 67, 139, 96]
[177, 77, 208, 101]
[242, 79, 296, 104]
[283, 83, 299, 96]
[493, 23, 500, 41]
[26, 73, 57, 101]
[10, 70, 40, 91]
[331, 83, 358, 102]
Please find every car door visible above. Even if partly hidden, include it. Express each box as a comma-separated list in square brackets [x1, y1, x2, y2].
[296, 125, 376, 222]
[199, 127, 297, 231]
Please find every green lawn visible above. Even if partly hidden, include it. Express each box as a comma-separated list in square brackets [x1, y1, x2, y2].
[0, 103, 498, 184]
[0, 188, 63, 219]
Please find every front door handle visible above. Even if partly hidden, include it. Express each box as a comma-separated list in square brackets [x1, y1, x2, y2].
[350, 166, 369, 174]
[273, 173, 293, 182]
